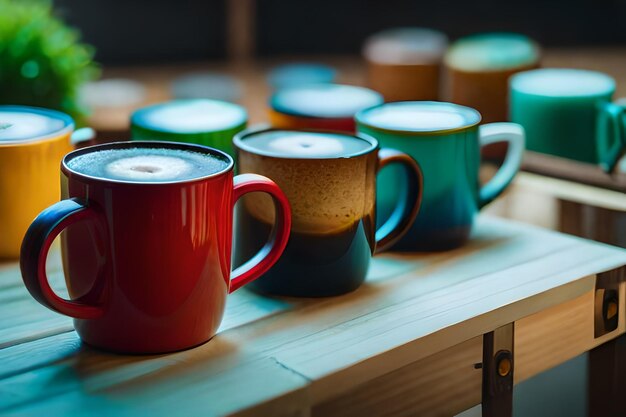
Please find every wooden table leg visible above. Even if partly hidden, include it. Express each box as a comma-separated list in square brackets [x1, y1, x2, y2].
[589, 268, 626, 416]
[588, 334, 626, 417]
[482, 323, 514, 417]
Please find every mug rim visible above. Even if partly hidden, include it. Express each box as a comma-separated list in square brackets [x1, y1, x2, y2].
[355, 101, 482, 136]
[233, 125, 379, 160]
[443, 32, 540, 72]
[509, 68, 617, 98]
[62, 140, 234, 185]
[130, 99, 248, 136]
[269, 83, 384, 120]
[267, 63, 337, 89]
[0, 105, 75, 146]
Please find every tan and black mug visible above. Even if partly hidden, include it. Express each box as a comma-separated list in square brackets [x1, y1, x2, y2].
[233, 127, 423, 297]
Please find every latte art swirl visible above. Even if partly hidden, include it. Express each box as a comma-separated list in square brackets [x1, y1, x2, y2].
[67, 147, 229, 182]
[267, 134, 346, 157]
[0, 110, 68, 142]
[105, 155, 193, 181]
[240, 131, 372, 159]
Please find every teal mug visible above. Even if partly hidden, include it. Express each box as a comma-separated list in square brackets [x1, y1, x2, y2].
[131, 99, 247, 158]
[356, 101, 525, 251]
[510, 68, 626, 173]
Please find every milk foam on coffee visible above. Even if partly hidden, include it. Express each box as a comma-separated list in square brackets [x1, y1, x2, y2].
[511, 69, 615, 97]
[363, 28, 448, 64]
[361, 102, 480, 131]
[0, 111, 66, 142]
[136, 100, 246, 133]
[238, 130, 375, 234]
[445, 33, 539, 71]
[273, 85, 383, 118]
[240, 131, 372, 158]
[68, 148, 228, 182]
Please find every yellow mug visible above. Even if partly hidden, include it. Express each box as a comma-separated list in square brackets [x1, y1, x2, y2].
[0, 106, 92, 258]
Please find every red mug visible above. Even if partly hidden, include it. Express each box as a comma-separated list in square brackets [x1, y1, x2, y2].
[20, 141, 291, 354]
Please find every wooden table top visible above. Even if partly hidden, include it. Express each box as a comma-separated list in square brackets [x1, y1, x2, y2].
[2, 216, 625, 416]
[88, 47, 626, 134]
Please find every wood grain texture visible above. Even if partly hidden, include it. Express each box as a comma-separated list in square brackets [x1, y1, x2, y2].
[515, 172, 626, 213]
[588, 334, 626, 417]
[1, 217, 625, 416]
[486, 171, 626, 248]
[312, 337, 483, 417]
[522, 151, 626, 193]
[515, 283, 626, 384]
[559, 200, 626, 248]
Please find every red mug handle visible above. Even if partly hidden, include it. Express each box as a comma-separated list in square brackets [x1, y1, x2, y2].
[20, 198, 104, 319]
[229, 174, 291, 293]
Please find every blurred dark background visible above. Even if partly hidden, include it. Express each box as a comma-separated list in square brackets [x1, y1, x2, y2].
[54, 0, 626, 65]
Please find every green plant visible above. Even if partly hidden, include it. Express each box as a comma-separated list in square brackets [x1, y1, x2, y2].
[0, 0, 99, 124]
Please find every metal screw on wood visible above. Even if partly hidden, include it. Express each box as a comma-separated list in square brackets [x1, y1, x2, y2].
[495, 351, 513, 377]
[605, 298, 618, 321]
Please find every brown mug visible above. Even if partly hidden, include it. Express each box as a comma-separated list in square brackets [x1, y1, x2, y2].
[363, 28, 448, 102]
[233, 127, 423, 297]
[445, 33, 539, 159]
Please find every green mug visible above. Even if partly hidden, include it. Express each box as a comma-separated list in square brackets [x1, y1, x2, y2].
[356, 101, 525, 251]
[510, 68, 626, 172]
[131, 99, 247, 157]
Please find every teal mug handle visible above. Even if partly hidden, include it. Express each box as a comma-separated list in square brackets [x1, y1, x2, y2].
[71, 127, 96, 145]
[478, 123, 525, 208]
[596, 101, 626, 173]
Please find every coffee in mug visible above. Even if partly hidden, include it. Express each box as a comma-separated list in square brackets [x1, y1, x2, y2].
[363, 27, 448, 102]
[445, 33, 540, 123]
[269, 84, 383, 132]
[131, 99, 247, 157]
[20, 141, 291, 353]
[234, 128, 423, 297]
[267, 63, 337, 90]
[356, 101, 525, 251]
[510, 68, 626, 172]
[67, 147, 228, 182]
[0, 106, 83, 258]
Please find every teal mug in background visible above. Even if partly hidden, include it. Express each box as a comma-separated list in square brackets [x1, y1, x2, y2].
[510, 68, 626, 173]
[131, 99, 247, 157]
[356, 101, 525, 251]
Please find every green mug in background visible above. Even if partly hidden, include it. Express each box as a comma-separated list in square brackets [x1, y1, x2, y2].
[356, 101, 525, 251]
[510, 68, 626, 172]
[131, 99, 247, 157]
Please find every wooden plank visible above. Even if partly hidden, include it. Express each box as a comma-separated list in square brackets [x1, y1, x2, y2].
[0, 218, 561, 403]
[0, 285, 297, 382]
[1, 217, 625, 416]
[559, 200, 626, 248]
[588, 334, 626, 417]
[270, 244, 625, 403]
[0, 246, 298, 350]
[482, 324, 514, 417]
[515, 172, 626, 213]
[313, 287, 624, 417]
[0, 332, 82, 380]
[2, 353, 309, 417]
[515, 284, 626, 384]
[522, 151, 626, 193]
[0, 247, 74, 348]
[0, 217, 571, 353]
[312, 337, 483, 417]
